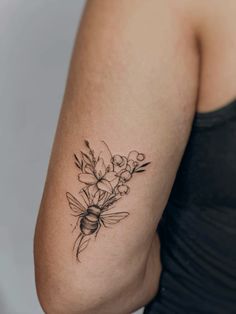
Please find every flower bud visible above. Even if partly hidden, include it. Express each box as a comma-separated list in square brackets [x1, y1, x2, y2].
[137, 153, 145, 161]
[127, 159, 138, 171]
[118, 184, 129, 196]
[120, 170, 132, 182]
[128, 151, 139, 161]
[112, 154, 126, 167]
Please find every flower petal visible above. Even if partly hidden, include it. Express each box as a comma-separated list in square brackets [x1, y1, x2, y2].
[128, 150, 139, 161]
[84, 164, 93, 174]
[93, 191, 100, 204]
[110, 176, 120, 189]
[95, 158, 106, 178]
[121, 156, 128, 167]
[78, 173, 97, 184]
[97, 179, 113, 193]
[104, 171, 117, 182]
[99, 141, 113, 170]
[88, 184, 99, 197]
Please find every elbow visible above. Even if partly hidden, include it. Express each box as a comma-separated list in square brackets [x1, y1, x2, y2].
[36, 276, 90, 314]
[35, 276, 74, 314]
[35, 263, 107, 314]
[34, 240, 162, 314]
[34, 224, 161, 314]
[35, 264, 160, 314]
[34, 246, 81, 313]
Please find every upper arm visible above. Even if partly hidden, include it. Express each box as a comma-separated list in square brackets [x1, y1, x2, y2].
[34, 1, 200, 313]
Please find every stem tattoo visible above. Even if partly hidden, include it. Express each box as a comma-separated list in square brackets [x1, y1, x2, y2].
[66, 140, 151, 261]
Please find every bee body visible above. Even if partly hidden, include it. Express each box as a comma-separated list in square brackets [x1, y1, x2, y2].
[80, 205, 101, 235]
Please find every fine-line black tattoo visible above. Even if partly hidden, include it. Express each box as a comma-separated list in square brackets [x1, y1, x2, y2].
[66, 140, 151, 261]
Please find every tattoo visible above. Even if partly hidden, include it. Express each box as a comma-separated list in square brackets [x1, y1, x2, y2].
[66, 140, 150, 261]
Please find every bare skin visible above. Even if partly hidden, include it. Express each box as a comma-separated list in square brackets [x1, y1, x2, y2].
[192, 0, 236, 111]
[34, 1, 236, 313]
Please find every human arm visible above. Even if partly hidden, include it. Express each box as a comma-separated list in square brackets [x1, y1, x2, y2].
[34, 1, 200, 313]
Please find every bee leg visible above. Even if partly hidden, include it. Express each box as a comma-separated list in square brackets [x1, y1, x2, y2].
[73, 232, 83, 252]
[76, 249, 81, 262]
[76, 235, 91, 262]
[75, 234, 85, 262]
[94, 222, 101, 239]
[72, 220, 79, 233]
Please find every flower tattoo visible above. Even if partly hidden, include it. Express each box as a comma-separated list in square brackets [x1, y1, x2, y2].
[66, 140, 151, 261]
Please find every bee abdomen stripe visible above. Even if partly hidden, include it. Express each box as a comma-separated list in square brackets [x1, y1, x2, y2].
[84, 214, 97, 223]
[81, 217, 98, 230]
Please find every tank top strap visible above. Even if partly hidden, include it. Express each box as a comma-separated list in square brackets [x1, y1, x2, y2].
[192, 97, 236, 128]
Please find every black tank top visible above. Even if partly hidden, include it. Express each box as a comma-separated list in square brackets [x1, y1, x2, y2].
[144, 98, 236, 314]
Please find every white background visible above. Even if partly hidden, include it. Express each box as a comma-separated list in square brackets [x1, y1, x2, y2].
[0, 1, 143, 313]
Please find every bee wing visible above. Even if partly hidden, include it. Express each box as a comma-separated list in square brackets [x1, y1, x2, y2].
[100, 211, 129, 228]
[66, 192, 86, 214]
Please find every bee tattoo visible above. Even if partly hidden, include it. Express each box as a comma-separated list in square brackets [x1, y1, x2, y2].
[66, 140, 151, 261]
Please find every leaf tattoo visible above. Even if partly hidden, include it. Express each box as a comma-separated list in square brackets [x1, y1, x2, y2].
[66, 140, 151, 261]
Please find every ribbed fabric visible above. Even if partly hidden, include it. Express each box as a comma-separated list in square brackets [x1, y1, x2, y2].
[144, 98, 236, 314]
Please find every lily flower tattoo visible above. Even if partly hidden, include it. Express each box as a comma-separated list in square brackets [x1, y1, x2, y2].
[66, 140, 151, 261]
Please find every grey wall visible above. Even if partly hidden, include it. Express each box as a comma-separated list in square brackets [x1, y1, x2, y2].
[0, 1, 85, 313]
[0, 1, 143, 313]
